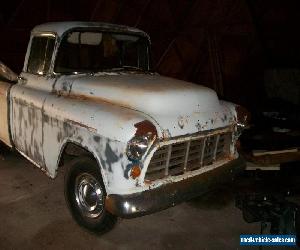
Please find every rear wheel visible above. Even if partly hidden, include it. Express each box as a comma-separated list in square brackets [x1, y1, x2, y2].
[64, 157, 117, 234]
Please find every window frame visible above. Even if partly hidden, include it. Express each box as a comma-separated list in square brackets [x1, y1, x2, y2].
[25, 33, 57, 76]
[52, 28, 151, 75]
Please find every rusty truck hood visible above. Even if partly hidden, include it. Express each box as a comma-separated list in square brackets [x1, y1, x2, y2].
[58, 73, 236, 138]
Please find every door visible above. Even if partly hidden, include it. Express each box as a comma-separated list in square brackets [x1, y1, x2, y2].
[10, 34, 55, 168]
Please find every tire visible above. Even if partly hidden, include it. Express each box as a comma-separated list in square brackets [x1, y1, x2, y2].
[64, 157, 117, 234]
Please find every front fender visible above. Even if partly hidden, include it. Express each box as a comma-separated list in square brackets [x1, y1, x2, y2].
[42, 94, 158, 194]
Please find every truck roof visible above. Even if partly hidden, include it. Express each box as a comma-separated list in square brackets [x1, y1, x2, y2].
[31, 21, 149, 38]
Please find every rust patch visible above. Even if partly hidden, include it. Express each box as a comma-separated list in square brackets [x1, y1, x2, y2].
[134, 120, 157, 137]
[65, 119, 97, 133]
[54, 92, 139, 122]
[64, 92, 133, 110]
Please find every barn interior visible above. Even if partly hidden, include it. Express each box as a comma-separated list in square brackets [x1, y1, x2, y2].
[0, 0, 299, 249]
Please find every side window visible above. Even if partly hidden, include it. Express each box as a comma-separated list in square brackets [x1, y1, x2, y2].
[27, 36, 55, 75]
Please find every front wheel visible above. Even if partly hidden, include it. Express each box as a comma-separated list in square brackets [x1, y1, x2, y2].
[64, 157, 117, 234]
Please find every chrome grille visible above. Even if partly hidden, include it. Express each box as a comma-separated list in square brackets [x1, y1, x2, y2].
[145, 131, 232, 181]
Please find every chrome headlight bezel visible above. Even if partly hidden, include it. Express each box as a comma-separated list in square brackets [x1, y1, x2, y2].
[126, 132, 154, 161]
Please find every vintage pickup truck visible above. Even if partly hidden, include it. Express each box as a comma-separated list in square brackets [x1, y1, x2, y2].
[0, 22, 247, 233]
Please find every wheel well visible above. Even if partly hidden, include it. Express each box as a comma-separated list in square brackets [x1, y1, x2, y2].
[58, 142, 109, 192]
[58, 142, 95, 168]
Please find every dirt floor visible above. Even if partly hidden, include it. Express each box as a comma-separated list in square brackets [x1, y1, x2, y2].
[0, 151, 299, 250]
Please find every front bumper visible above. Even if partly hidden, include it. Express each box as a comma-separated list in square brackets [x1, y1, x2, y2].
[105, 157, 245, 218]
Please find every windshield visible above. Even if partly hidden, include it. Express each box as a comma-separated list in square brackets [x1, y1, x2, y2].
[54, 31, 150, 73]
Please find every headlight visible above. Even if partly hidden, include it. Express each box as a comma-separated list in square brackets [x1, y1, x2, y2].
[235, 123, 245, 138]
[126, 133, 154, 161]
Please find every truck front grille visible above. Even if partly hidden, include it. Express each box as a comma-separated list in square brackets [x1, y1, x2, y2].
[145, 131, 232, 181]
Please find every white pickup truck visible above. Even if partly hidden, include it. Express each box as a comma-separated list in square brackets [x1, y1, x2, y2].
[0, 22, 247, 234]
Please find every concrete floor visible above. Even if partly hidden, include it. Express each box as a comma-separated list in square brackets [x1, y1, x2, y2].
[0, 151, 297, 250]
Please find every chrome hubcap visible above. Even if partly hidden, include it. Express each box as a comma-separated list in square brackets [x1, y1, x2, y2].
[75, 173, 104, 218]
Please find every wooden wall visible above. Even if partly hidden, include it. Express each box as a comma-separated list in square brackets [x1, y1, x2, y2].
[0, 0, 299, 108]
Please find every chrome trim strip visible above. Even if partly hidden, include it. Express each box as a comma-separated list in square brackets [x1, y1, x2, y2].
[183, 141, 191, 172]
[200, 137, 207, 167]
[213, 134, 220, 161]
[165, 144, 172, 176]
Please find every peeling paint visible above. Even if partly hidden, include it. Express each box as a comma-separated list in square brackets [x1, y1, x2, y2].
[93, 135, 100, 143]
[178, 116, 185, 129]
[65, 119, 97, 133]
[195, 122, 202, 131]
[162, 129, 171, 139]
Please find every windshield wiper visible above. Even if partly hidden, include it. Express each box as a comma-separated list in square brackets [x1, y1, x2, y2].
[92, 66, 148, 73]
[121, 66, 145, 71]
[106, 66, 146, 72]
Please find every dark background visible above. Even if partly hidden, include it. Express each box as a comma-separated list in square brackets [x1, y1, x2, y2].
[0, 0, 299, 109]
